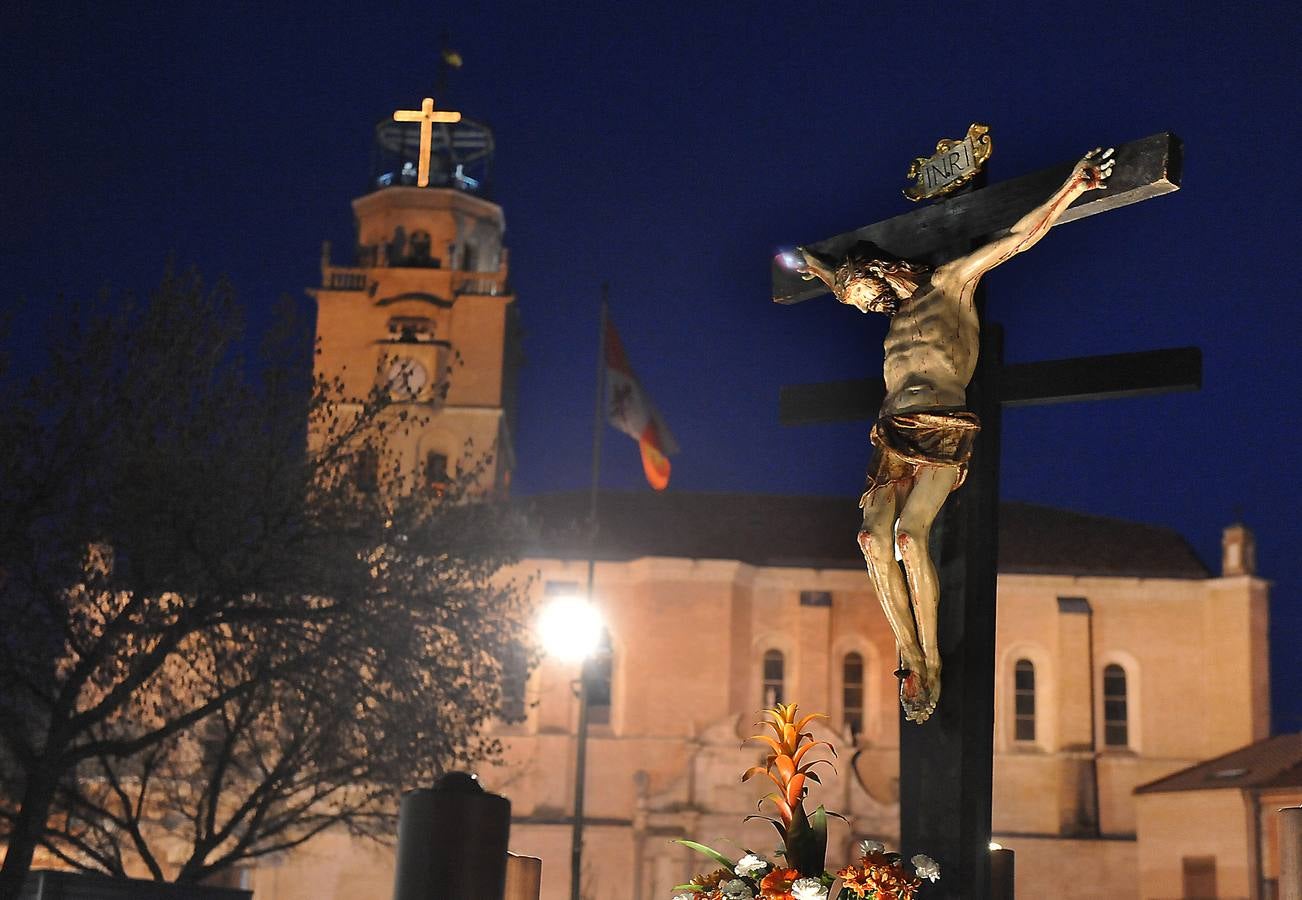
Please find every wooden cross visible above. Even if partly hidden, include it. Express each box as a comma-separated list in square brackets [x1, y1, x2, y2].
[772, 133, 1195, 899]
[393, 97, 462, 188]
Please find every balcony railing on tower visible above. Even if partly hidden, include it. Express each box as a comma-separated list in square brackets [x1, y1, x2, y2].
[318, 248, 511, 298]
[370, 114, 495, 198]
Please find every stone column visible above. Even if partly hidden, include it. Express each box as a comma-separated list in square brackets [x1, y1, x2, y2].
[1281, 806, 1302, 900]
[1055, 597, 1099, 836]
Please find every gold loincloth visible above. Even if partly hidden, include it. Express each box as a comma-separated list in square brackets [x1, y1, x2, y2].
[859, 410, 982, 507]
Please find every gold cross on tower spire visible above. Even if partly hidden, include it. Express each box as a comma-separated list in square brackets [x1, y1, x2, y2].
[392, 97, 462, 188]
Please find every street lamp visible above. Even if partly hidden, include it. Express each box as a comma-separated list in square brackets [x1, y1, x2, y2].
[538, 592, 605, 900]
[538, 593, 604, 664]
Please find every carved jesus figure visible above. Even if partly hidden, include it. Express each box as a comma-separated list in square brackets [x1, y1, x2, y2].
[795, 148, 1115, 723]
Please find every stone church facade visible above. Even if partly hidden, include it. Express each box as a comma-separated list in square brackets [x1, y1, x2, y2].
[475, 494, 1270, 900]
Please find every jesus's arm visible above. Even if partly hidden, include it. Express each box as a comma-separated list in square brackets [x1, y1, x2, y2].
[942, 148, 1114, 285]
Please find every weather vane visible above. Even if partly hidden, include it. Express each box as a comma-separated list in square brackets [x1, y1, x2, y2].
[392, 97, 462, 188]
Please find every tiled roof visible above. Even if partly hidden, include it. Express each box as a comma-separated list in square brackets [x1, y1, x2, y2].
[519, 491, 1211, 579]
[1135, 734, 1302, 794]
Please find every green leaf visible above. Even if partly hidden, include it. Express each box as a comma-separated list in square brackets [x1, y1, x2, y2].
[783, 804, 831, 878]
[674, 839, 736, 871]
[670, 885, 703, 893]
[809, 805, 829, 878]
[785, 804, 814, 875]
[744, 814, 787, 841]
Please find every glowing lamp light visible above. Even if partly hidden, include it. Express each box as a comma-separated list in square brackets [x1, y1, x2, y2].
[988, 842, 1003, 851]
[538, 594, 604, 663]
[776, 248, 806, 271]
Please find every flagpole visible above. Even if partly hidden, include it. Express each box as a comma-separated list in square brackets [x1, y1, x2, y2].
[588, 287, 608, 561]
[570, 285, 607, 900]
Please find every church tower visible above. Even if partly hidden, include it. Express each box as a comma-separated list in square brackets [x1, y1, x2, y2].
[310, 100, 518, 493]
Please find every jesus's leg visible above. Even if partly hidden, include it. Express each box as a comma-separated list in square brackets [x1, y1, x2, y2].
[895, 464, 960, 721]
[857, 483, 928, 705]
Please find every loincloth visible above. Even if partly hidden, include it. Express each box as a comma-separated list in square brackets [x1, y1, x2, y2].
[858, 410, 982, 508]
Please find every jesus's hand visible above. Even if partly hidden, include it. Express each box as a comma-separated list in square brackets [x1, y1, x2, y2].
[1072, 147, 1116, 191]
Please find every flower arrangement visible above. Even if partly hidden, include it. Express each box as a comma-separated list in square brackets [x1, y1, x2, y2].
[672, 703, 939, 900]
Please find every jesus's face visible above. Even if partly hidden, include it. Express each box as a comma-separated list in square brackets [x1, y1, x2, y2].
[840, 276, 897, 314]
[835, 255, 926, 315]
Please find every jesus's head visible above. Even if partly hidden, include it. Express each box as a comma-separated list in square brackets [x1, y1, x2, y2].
[791, 241, 929, 316]
[834, 242, 929, 316]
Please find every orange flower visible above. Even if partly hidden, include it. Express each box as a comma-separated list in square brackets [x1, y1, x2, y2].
[836, 862, 870, 897]
[867, 866, 921, 900]
[688, 868, 731, 898]
[835, 857, 921, 900]
[759, 866, 801, 899]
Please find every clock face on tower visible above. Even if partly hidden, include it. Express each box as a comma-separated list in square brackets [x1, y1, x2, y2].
[385, 358, 428, 399]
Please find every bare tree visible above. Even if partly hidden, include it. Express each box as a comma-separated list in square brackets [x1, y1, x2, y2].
[0, 269, 534, 890]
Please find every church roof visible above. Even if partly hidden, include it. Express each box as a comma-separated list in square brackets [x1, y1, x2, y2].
[519, 492, 1211, 579]
[997, 501, 1210, 578]
[1135, 734, 1302, 794]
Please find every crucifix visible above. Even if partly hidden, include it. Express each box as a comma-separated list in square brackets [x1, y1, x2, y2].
[772, 130, 1195, 898]
[393, 96, 462, 187]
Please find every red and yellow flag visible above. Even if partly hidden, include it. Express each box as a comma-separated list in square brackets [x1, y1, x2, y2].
[604, 318, 679, 490]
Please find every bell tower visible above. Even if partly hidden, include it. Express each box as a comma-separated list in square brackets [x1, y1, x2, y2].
[310, 101, 518, 493]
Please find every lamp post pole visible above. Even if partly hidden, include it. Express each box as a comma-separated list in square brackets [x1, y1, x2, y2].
[569, 662, 592, 900]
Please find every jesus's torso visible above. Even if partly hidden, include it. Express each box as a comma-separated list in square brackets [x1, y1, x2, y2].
[881, 270, 980, 416]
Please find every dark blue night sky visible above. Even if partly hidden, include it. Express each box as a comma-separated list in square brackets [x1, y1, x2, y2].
[3, 2, 1298, 726]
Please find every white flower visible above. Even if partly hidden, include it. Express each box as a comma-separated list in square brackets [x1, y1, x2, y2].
[721, 880, 755, 900]
[859, 839, 886, 856]
[672, 894, 695, 900]
[734, 853, 769, 878]
[911, 853, 940, 882]
[791, 877, 829, 900]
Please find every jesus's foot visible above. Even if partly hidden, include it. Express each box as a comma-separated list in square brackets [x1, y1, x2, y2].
[919, 658, 942, 720]
[896, 664, 938, 724]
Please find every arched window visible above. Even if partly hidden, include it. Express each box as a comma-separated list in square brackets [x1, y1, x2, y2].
[843, 652, 864, 738]
[387, 316, 434, 343]
[499, 641, 528, 723]
[354, 446, 379, 494]
[425, 452, 449, 493]
[1014, 659, 1036, 742]
[387, 226, 407, 266]
[1103, 664, 1129, 747]
[762, 650, 785, 707]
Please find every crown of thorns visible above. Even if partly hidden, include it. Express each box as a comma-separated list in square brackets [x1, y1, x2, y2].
[836, 241, 929, 280]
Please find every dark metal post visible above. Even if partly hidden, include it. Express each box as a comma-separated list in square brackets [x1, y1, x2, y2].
[569, 671, 592, 900]
[392, 773, 511, 900]
[990, 847, 1015, 900]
